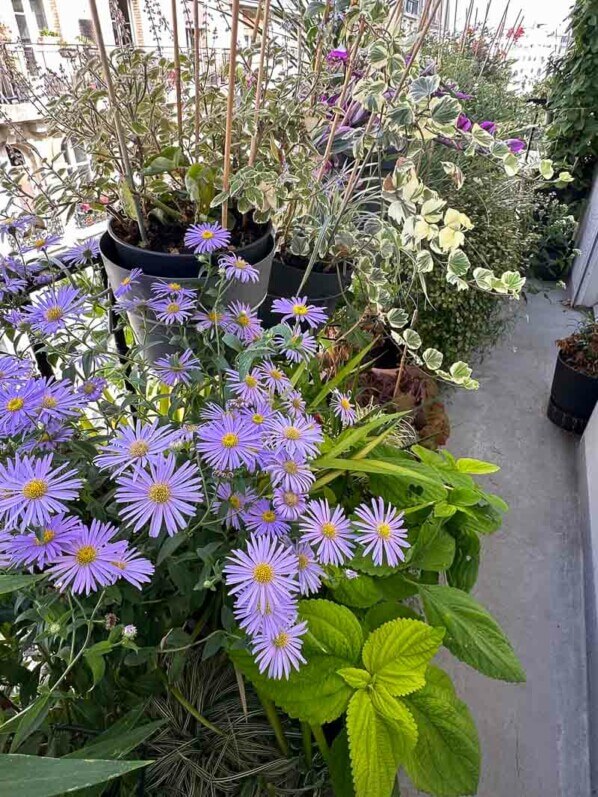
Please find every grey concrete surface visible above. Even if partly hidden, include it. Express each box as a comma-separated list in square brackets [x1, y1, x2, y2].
[401, 284, 591, 797]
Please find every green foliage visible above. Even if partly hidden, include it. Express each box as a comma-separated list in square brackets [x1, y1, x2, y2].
[526, 192, 579, 280]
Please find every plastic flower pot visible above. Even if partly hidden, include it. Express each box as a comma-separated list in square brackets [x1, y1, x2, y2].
[99, 231, 274, 363]
[260, 253, 352, 327]
[106, 217, 273, 279]
[547, 350, 598, 433]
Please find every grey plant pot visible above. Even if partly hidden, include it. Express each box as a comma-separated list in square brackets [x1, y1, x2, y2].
[99, 231, 275, 363]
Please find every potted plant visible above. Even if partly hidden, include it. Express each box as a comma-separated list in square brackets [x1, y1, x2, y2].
[548, 321, 598, 432]
[37, 28, 59, 45]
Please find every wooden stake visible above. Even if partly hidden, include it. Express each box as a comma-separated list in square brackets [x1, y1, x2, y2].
[477, 0, 492, 45]
[248, 0, 271, 166]
[459, 0, 474, 51]
[504, 11, 523, 57]
[193, 0, 201, 157]
[478, 0, 509, 76]
[171, 0, 184, 153]
[222, 0, 241, 229]
[251, 0, 263, 45]
[88, 0, 148, 244]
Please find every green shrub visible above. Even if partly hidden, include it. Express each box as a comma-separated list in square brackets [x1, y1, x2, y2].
[527, 192, 579, 280]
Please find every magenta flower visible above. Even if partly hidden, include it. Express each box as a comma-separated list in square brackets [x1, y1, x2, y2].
[244, 499, 291, 537]
[457, 113, 472, 132]
[184, 222, 231, 254]
[219, 253, 259, 283]
[507, 138, 526, 154]
[0, 454, 82, 528]
[479, 120, 497, 136]
[153, 349, 201, 387]
[326, 47, 348, 63]
[299, 499, 355, 565]
[8, 513, 83, 569]
[196, 415, 258, 471]
[353, 497, 410, 566]
[270, 296, 328, 329]
[62, 237, 100, 265]
[252, 620, 307, 679]
[115, 454, 204, 537]
[330, 389, 357, 426]
[224, 534, 299, 613]
[114, 268, 143, 298]
[95, 419, 181, 476]
[26, 286, 84, 335]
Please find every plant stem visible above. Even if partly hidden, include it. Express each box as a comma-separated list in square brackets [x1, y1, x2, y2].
[193, 0, 201, 158]
[301, 722, 312, 766]
[171, 0, 184, 152]
[310, 724, 329, 763]
[169, 685, 225, 736]
[222, 0, 241, 229]
[258, 692, 289, 756]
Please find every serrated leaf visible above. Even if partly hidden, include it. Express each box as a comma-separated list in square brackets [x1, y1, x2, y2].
[370, 683, 418, 749]
[362, 619, 444, 696]
[298, 599, 363, 661]
[329, 728, 355, 797]
[338, 667, 371, 689]
[333, 574, 383, 609]
[409, 515, 455, 571]
[418, 584, 525, 682]
[364, 602, 421, 631]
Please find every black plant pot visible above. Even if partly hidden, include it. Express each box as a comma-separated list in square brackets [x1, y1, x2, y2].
[547, 351, 598, 433]
[260, 255, 352, 327]
[106, 217, 273, 279]
[100, 231, 275, 363]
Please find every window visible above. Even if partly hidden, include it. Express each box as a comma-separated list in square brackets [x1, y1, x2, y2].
[29, 0, 48, 31]
[11, 0, 31, 43]
[61, 140, 91, 181]
[78, 19, 95, 42]
[405, 0, 419, 15]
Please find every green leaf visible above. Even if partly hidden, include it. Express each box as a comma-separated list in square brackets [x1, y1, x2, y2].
[315, 457, 447, 494]
[299, 599, 363, 662]
[370, 683, 418, 749]
[346, 690, 404, 797]
[409, 516, 456, 571]
[332, 574, 383, 609]
[471, 123, 494, 148]
[447, 528, 480, 592]
[409, 75, 440, 103]
[338, 667, 371, 689]
[456, 457, 500, 474]
[362, 619, 444, 696]
[6, 695, 51, 752]
[0, 754, 150, 797]
[503, 152, 520, 176]
[539, 158, 554, 179]
[423, 347, 443, 370]
[418, 584, 525, 682]
[403, 667, 479, 797]
[431, 95, 461, 126]
[329, 727, 355, 797]
[365, 601, 421, 631]
[0, 573, 45, 596]
[309, 340, 375, 409]
[66, 720, 165, 760]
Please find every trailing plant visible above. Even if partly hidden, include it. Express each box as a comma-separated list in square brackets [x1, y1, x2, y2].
[527, 192, 579, 281]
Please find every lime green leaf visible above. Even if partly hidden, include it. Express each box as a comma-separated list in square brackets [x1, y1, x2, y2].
[338, 667, 371, 689]
[329, 728, 355, 797]
[0, 754, 150, 797]
[418, 584, 525, 682]
[503, 152, 520, 176]
[298, 599, 363, 662]
[314, 456, 446, 491]
[370, 683, 418, 749]
[456, 457, 500, 474]
[403, 668, 480, 797]
[0, 573, 45, 596]
[362, 619, 444, 696]
[539, 158, 554, 179]
[309, 341, 375, 409]
[332, 574, 383, 608]
[346, 690, 404, 797]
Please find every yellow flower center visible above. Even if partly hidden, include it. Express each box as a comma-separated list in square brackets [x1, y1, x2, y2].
[340, 397, 352, 410]
[292, 303, 309, 316]
[168, 282, 181, 290]
[283, 426, 301, 440]
[270, 369, 283, 380]
[22, 478, 48, 500]
[273, 631, 290, 648]
[148, 482, 171, 504]
[253, 562, 274, 584]
[6, 397, 24, 412]
[34, 238, 47, 249]
[229, 495, 242, 510]
[208, 311, 222, 323]
[283, 460, 299, 475]
[221, 432, 239, 448]
[112, 560, 127, 570]
[36, 529, 55, 546]
[76, 544, 97, 565]
[298, 553, 309, 570]
[41, 396, 57, 409]
[129, 440, 149, 457]
[245, 375, 258, 388]
[283, 491, 299, 507]
[377, 522, 392, 539]
[44, 306, 64, 322]
[234, 258, 247, 269]
[252, 413, 265, 424]
[166, 302, 180, 314]
[237, 313, 250, 327]
[321, 522, 337, 539]
[262, 510, 276, 523]
[83, 382, 96, 394]
[121, 277, 131, 286]
[201, 230, 215, 240]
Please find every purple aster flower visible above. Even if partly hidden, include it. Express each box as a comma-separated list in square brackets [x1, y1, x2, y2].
[3, 308, 27, 330]
[20, 421, 74, 452]
[326, 47, 348, 63]
[214, 482, 257, 530]
[264, 451, 315, 493]
[0, 354, 33, 383]
[200, 401, 234, 422]
[115, 453, 203, 537]
[270, 297, 328, 329]
[47, 519, 126, 596]
[114, 268, 143, 298]
[33, 273, 54, 287]
[224, 534, 299, 613]
[62, 237, 100, 265]
[8, 512, 83, 569]
[220, 253, 259, 283]
[194, 307, 225, 332]
[150, 281, 196, 299]
[272, 486, 307, 521]
[0, 214, 35, 240]
[457, 113, 472, 132]
[149, 295, 196, 325]
[226, 368, 268, 405]
[507, 138, 526, 154]
[222, 302, 263, 343]
[275, 325, 318, 363]
[197, 415, 259, 471]
[0, 378, 43, 437]
[0, 453, 82, 529]
[331, 390, 357, 426]
[353, 497, 410, 566]
[0, 531, 13, 569]
[184, 222, 231, 254]
[299, 499, 355, 565]
[266, 413, 323, 459]
[479, 120, 497, 136]
[0, 275, 27, 298]
[37, 378, 85, 423]
[95, 419, 181, 476]
[281, 389, 306, 418]
[22, 233, 61, 252]
[294, 541, 325, 595]
[153, 349, 201, 387]
[77, 377, 107, 402]
[109, 545, 155, 589]
[26, 286, 84, 335]
[256, 361, 291, 395]
[252, 620, 307, 679]
[234, 596, 297, 638]
[244, 498, 291, 537]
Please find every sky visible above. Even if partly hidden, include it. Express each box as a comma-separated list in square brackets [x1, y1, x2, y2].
[451, 0, 573, 32]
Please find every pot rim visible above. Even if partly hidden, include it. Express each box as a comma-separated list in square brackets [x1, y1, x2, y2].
[556, 348, 598, 381]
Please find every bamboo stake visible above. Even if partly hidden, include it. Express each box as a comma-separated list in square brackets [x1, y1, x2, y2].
[478, 0, 492, 44]
[453, 0, 458, 35]
[311, 0, 332, 102]
[193, 0, 201, 158]
[459, 0, 474, 52]
[478, 0, 509, 76]
[88, 0, 148, 244]
[251, 0, 263, 45]
[504, 12, 523, 58]
[222, 0, 241, 229]
[248, 0, 271, 166]
[171, 0, 184, 153]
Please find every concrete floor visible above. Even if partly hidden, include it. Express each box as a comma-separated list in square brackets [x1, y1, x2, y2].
[401, 284, 591, 797]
